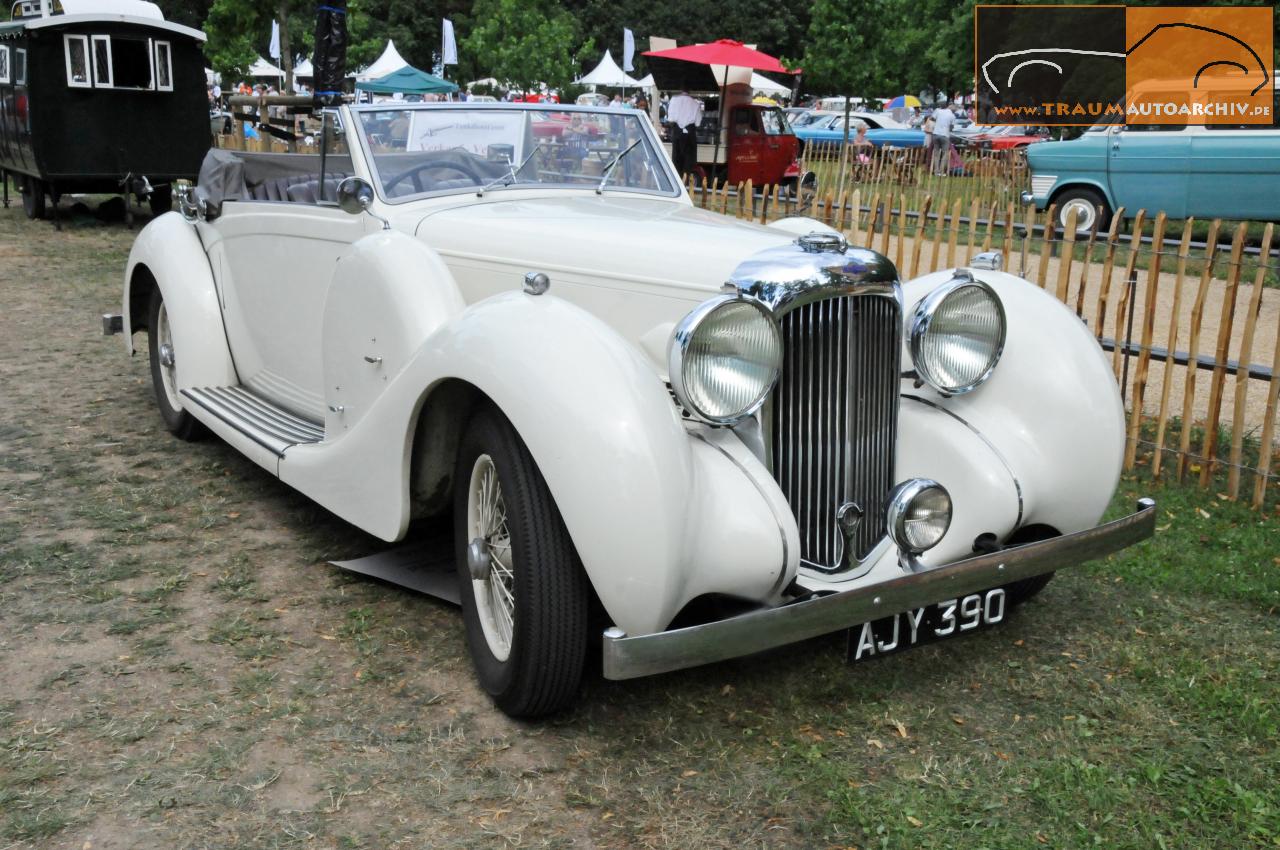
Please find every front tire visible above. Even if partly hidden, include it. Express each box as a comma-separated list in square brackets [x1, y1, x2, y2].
[453, 404, 589, 717]
[147, 287, 203, 440]
[1054, 187, 1110, 236]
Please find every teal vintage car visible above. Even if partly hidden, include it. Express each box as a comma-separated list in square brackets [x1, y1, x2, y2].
[1023, 122, 1280, 233]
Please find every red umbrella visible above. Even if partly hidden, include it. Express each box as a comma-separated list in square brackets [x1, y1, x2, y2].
[642, 40, 795, 186]
[641, 39, 790, 74]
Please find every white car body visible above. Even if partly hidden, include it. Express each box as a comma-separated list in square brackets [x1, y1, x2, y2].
[117, 103, 1153, 706]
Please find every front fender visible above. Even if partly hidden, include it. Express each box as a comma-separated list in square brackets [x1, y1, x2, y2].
[901, 269, 1124, 536]
[282, 291, 792, 636]
[121, 212, 237, 391]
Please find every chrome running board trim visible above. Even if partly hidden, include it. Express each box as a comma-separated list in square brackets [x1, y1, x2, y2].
[182, 386, 323, 457]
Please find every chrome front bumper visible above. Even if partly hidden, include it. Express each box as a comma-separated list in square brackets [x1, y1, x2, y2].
[602, 498, 1156, 680]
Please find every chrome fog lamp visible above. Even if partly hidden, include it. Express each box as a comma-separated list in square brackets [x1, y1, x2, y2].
[886, 479, 952, 554]
[910, 275, 1006, 395]
[670, 294, 782, 425]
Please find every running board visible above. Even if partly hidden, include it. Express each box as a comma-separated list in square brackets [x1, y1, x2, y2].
[181, 386, 324, 458]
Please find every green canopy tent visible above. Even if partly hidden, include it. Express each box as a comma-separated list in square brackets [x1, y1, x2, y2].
[355, 65, 459, 95]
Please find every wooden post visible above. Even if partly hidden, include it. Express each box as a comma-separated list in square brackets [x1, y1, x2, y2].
[1036, 204, 1057, 289]
[848, 188, 862, 246]
[880, 192, 892, 257]
[1073, 204, 1104, 318]
[896, 200, 907, 271]
[1003, 202, 1015, 261]
[1176, 219, 1222, 481]
[1199, 221, 1248, 488]
[1123, 211, 1167, 470]
[1112, 209, 1147, 379]
[1093, 208, 1127, 338]
[1055, 207, 1079, 303]
[867, 191, 880, 238]
[966, 198, 980, 265]
[982, 201, 998, 252]
[1226, 222, 1274, 498]
[945, 198, 962, 268]
[1151, 221, 1195, 479]
[909, 196, 932, 278]
[700, 175, 709, 209]
[1019, 202, 1035, 277]
[719, 180, 731, 216]
[1252, 310, 1280, 507]
[825, 189, 836, 228]
[742, 179, 753, 219]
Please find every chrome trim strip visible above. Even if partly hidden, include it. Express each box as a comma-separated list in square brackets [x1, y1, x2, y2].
[901, 394, 1025, 528]
[601, 499, 1156, 680]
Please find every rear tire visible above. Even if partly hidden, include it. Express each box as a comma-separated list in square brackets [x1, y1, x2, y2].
[147, 287, 204, 441]
[453, 403, 589, 718]
[20, 176, 45, 220]
[1053, 187, 1109, 236]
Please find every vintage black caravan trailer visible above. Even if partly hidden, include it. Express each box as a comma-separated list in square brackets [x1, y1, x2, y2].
[0, 0, 208, 220]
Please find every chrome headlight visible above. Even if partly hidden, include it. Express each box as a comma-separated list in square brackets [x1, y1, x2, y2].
[910, 276, 1006, 395]
[886, 479, 952, 554]
[670, 295, 782, 425]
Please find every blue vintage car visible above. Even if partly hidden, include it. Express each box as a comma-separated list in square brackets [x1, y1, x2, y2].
[794, 111, 926, 149]
[1024, 123, 1280, 233]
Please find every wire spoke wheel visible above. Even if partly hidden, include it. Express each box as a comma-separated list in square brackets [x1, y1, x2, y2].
[467, 454, 516, 661]
[453, 404, 589, 717]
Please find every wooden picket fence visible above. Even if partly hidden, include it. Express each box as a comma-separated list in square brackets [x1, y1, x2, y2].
[684, 172, 1280, 510]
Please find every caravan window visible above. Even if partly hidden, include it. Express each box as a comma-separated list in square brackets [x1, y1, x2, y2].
[154, 41, 172, 91]
[0, 46, 9, 85]
[91, 35, 112, 87]
[15, 49, 26, 86]
[95, 36, 154, 90]
[64, 34, 91, 87]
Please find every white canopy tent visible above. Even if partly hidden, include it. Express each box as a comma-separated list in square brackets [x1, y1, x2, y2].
[354, 40, 409, 82]
[750, 72, 790, 96]
[576, 50, 643, 87]
[248, 55, 284, 78]
[293, 57, 314, 77]
[466, 77, 500, 90]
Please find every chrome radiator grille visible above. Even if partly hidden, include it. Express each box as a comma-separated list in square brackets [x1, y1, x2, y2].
[770, 294, 901, 572]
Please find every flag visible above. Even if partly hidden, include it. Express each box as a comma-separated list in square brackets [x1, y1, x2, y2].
[268, 19, 281, 60]
[623, 27, 635, 71]
[442, 18, 457, 66]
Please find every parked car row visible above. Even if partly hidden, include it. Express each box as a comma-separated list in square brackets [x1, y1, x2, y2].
[1024, 120, 1280, 232]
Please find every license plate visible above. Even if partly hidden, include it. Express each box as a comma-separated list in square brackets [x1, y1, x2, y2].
[848, 587, 1007, 662]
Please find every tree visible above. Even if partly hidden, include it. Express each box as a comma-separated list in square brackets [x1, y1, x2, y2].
[462, 0, 593, 92]
[204, 0, 310, 88]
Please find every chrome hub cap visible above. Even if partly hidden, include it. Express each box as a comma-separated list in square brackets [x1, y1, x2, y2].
[465, 454, 514, 661]
[155, 303, 182, 411]
[1062, 199, 1096, 233]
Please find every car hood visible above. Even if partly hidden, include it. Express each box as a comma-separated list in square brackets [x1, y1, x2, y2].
[413, 193, 797, 298]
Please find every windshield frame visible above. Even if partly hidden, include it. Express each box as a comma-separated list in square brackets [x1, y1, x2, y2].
[350, 102, 683, 205]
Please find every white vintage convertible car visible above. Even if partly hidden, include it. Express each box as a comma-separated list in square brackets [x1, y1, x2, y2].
[112, 103, 1154, 717]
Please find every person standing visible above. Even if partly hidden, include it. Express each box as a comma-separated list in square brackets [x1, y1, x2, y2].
[930, 101, 955, 175]
[666, 90, 703, 180]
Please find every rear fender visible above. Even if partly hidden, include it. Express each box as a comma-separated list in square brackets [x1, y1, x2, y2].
[121, 212, 237, 391]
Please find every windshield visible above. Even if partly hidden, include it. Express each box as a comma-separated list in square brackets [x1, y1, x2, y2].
[356, 106, 677, 201]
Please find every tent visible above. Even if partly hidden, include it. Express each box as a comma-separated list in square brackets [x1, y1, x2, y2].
[293, 57, 314, 77]
[466, 77, 501, 90]
[355, 40, 410, 81]
[355, 65, 459, 95]
[575, 50, 643, 87]
[248, 55, 284, 78]
[750, 72, 790, 96]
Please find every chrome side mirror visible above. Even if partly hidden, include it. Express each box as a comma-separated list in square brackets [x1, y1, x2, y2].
[336, 176, 389, 230]
[336, 176, 375, 214]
